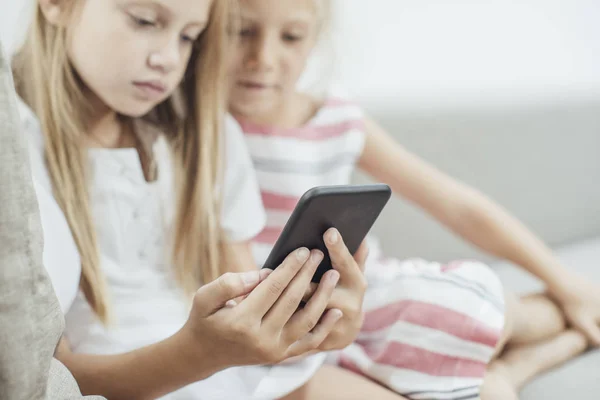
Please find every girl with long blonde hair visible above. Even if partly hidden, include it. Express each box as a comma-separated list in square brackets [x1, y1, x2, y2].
[12, 0, 368, 398]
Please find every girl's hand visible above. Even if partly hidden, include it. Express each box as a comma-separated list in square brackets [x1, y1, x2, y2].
[181, 248, 343, 372]
[316, 229, 369, 351]
[551, 273, 600, 347]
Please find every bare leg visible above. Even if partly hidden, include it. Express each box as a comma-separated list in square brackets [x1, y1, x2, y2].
[281, 365, 408, 400]
[481, 292, 588, 400]
[482, 330, 587, 399]
[505, 292, 567, 346]
[284, 292, 585, 400]
[492, 291, 566, 355]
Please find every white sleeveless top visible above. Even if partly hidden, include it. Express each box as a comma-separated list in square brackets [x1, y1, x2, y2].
[20, 100, 324, 399]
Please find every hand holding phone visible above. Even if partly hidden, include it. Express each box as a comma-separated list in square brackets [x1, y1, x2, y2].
[262, 184, 391, 282]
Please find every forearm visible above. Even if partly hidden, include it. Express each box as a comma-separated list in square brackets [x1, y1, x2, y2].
[56, 329, 222, 400]
[451, 192, 571, 292]
[357, 118, 575, 295]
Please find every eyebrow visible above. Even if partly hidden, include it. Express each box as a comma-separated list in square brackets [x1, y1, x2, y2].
[128, 0, 207, 27]
[239, 9, 315, 24]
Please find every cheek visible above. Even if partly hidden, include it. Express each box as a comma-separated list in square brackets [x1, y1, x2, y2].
[282, 50, 312, 87]
[229, 47, 248, 77]
[173, 50, 193, 82]
[68, 13, 147, 92]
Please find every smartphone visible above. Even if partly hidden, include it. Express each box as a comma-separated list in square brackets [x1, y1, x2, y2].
[262, 184, 392, 282]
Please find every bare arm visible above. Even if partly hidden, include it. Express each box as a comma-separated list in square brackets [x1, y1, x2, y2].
[55, 248, 347, 400]
[54, 267, 269, 400]
[55, 332, 217, 400]
[358, 116, 572, 293]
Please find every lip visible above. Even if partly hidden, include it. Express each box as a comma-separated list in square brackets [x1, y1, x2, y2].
[133, 80, 168, 99]
[237, 81, 273, 91]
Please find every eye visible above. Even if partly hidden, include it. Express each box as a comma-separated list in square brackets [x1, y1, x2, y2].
[283, 33, 303, 42]
[131, 15, 157, 28]
[239, 27, 255, 37]
[181, 34, 196, 43]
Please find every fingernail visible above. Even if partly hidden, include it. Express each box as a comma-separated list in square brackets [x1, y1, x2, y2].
[297, 248, 310, 261]
[241, 271, 260, 286]
[327, 230, 339, 244]
[225, 300, 238, 308]
[311, 250, 324, 263]
[329, 270, 340, 284]
[332, 309, 343, 320]
[259, 269, 273, 280]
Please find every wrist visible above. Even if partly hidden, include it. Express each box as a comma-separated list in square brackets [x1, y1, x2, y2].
[543, 264, 581, 299]
[171, 326, 228, 382]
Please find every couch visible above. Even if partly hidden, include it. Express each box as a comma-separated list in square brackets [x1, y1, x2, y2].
[358, 97, 600, 399]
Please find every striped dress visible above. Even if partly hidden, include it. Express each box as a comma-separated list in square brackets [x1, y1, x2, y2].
[239, 98, 505, 400]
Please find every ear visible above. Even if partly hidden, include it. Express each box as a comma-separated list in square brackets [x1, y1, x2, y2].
[38, 0, 68, 26]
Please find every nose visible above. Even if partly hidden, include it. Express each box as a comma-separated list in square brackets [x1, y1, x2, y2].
[148, 35, 182, 74]
[245, 32, 277, 72]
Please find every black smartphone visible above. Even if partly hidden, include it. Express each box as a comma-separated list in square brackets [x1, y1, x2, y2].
[262, 184, 392, 282]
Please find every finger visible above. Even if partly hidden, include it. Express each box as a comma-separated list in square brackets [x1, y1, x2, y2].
[286, 308, 343, 358]
[284, 269, 340, 344]
[241, 248, 310, 317]
[324, 229, 364, 286]
[302, 283, 319, 303]
[264, 250, 324, 331]
[354, 241, 369, 274]
[193, 271, 265, 317]
[574, 316, 600, 347]
[260, 268, 274, 281]
[227, 270, 274, 307]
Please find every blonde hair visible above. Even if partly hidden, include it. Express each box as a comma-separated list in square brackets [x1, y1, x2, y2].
[315, 0, 333, 34]
[298, 0, 336, 97]
[13, 0, 233, 323]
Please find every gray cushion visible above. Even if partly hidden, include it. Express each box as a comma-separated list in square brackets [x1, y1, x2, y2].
[493, 237, 600, 400]
[47, 359, 103, 400]
[0, 41, 101, 400]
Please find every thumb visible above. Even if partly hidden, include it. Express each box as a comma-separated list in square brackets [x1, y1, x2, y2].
[572, 314, 600, 347]
[194, 270, 272, 317]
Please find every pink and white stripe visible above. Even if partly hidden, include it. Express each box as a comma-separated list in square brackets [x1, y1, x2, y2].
[240, 98, 505, 399]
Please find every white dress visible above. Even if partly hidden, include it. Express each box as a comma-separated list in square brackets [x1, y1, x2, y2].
[20, 101, 325, 400]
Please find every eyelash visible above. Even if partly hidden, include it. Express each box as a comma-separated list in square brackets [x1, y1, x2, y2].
[131, 15, 196, 44]
[239, 28, 254, 37]
[132, 16, 157, 28]
[238, 28, 303, 43]
[283, 34, 303, 42]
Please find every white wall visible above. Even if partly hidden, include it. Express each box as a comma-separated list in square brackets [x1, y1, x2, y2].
[308, 0, 600, 110]
[0, 0, 30, 54]
[3, 0, 599, 109]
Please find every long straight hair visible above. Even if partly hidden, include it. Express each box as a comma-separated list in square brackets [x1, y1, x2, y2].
[13, 0, 234, 323]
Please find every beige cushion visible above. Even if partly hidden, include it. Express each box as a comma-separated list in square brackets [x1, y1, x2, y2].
[0, 41, 102, 400]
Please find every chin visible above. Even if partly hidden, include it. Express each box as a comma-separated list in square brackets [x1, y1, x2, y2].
[113, 100, 158, 118]
[233, 101, 275, 120]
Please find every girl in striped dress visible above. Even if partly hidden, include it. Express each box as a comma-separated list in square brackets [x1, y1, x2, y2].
[227, 0, 600, 399]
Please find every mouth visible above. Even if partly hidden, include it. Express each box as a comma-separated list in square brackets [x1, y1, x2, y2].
[237, 81, 273, 91]
[132, 80, 168, 99]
